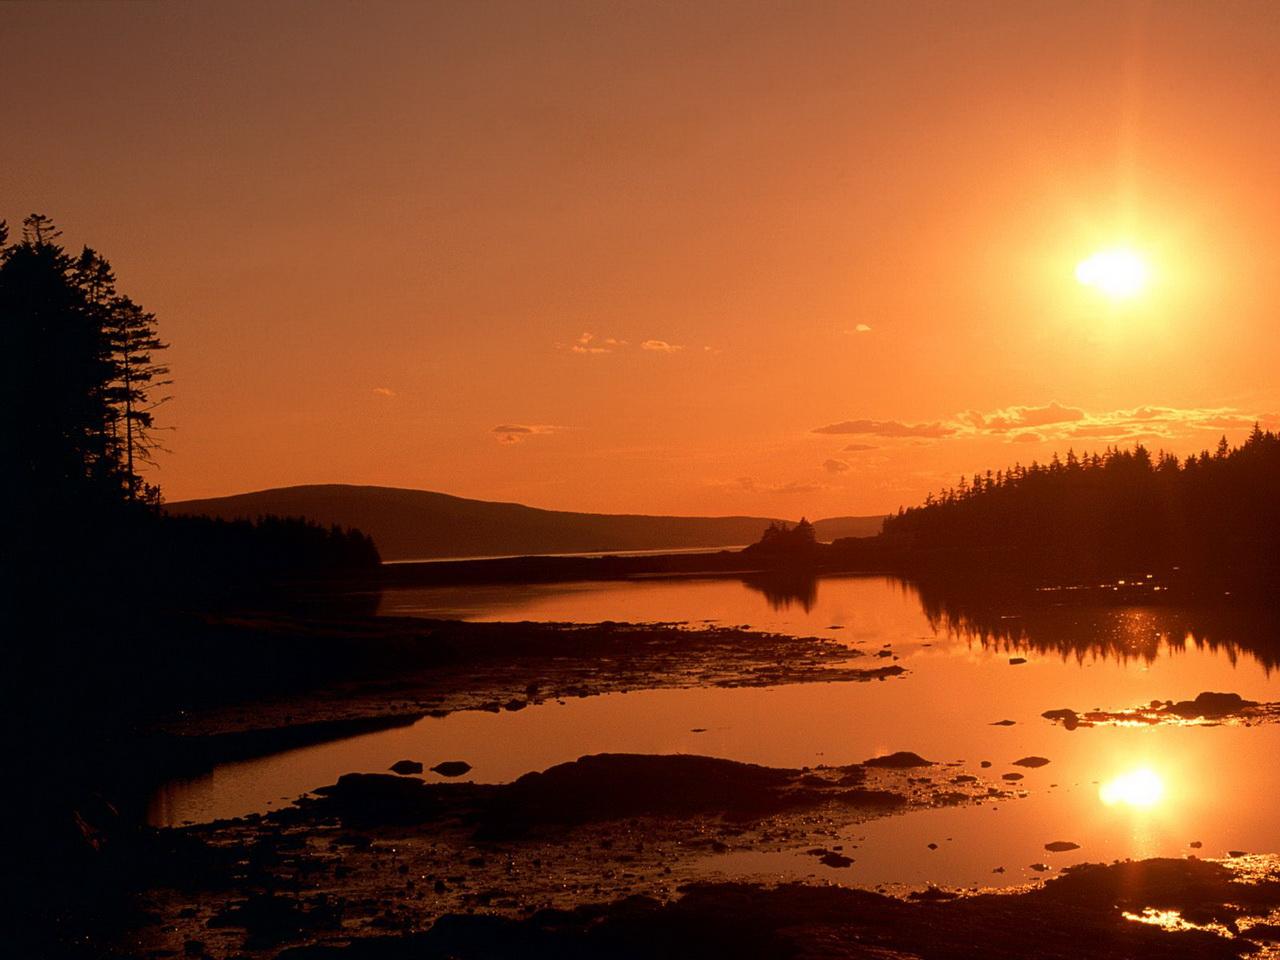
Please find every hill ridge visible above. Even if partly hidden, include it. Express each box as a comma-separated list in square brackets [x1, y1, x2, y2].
[167, 483, 884, 561]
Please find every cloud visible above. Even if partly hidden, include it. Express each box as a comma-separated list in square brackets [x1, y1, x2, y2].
[1052, 406, 1277, 444]
[815, 403, 1276, 447]
[491, 423, 563, 444]
[843, 323, 873, 334]
[559, 332, 696, 355]
[842, 443, 877, 452]
[732, 477, 825, 495]
[563, 331, 619, 355]
[371, 386, 395, 397]
[813, 419, 957, 439]
[823, 459, 851, 473]
[641, 339, 684, 353]
[963, 402, 1085, 433]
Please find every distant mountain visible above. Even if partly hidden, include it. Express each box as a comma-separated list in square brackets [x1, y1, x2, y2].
[166, 484, 885, 561]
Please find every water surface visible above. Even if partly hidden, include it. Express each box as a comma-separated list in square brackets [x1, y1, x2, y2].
[152, 574, 1280, 890]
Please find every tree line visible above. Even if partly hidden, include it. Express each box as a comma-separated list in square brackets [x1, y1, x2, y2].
[876, 428, 1280, 587]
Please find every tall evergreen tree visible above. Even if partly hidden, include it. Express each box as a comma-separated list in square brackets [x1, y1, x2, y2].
[105, 295, 170, 500]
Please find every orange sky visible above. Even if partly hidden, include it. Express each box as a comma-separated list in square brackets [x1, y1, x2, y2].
[6, 1, 1280, 517]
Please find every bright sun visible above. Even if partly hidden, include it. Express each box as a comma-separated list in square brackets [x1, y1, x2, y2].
[1099, 768, 1166, 809]
[1075, 248, 1150, 300]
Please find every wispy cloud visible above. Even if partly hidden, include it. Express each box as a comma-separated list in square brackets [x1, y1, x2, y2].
[823, 458, 851, 473]
[557, 332, 694, 355]
[843, 323, 873, 334]
[813, 419, 957, 439]
[842, 443, 877, 452]
[731, 476, 825, 495]
[961, 402, 1085, 433]
[561, 332, 625, 355]
[491, 423, 564, 445]
[815, 404, 1278, 447]
[371, 386, 396, 397]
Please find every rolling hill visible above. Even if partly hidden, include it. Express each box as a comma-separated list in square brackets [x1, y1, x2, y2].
[166, 484, 885, 561]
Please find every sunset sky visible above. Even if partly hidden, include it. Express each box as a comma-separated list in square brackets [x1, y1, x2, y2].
[6, 1, 1280, 518]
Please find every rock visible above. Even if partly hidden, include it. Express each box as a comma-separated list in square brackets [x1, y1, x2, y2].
[1013, 756, 1050, 768]
[1229, 850, 1248, 857]
[1167, 691, 1258, 719]
[819, 851, 853, 868]
[1009, 657, 1027, 665]
[1044, 841, 1080, 852]
[1029, 863, 1050, 872]
[1042, 708, 1080, 730]
[306, 774, 435, 825]
[908, 886, 958, 901]
[389, 760, 423, 775]
[863, 751, 934, 768]
[927, 842, 938, 850]
[431, 761, 473, 778]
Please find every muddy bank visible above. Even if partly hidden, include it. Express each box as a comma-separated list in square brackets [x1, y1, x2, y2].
[1042, 691, 1280, 729]
[120, 752, 1008, 957]
[294, 753, 927, 837]
[263, 856, 1280, 960]
[147, 617, 903, 761]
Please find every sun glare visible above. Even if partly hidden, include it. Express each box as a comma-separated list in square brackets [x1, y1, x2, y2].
[1075, 248, 1150, 300]
[1099, 768, 1166, 809]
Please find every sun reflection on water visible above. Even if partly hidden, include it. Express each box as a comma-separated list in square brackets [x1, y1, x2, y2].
[1099, 768, 1166, 809]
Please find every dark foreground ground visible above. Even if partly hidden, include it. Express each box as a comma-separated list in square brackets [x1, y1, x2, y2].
[37, 752, 1280, 960]
[14, 611, 1280, 959]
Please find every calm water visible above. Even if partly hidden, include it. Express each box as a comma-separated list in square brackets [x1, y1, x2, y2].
[151, 575, 1280, 890]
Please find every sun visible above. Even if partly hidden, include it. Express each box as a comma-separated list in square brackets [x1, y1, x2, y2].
[1099, 768, 1165, 809]
[1075, 248, 1150, 300]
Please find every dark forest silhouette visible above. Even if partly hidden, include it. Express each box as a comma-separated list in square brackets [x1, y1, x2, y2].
[865, 432, 1280, 591]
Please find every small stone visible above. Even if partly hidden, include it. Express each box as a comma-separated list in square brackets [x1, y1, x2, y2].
[1009, 657, 1027, 665]
[1013, 756, 1050, 768]
[863, 751, 934, 768]
[431, 761, 473, 777]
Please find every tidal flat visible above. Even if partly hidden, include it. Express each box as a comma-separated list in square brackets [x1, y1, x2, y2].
[53, 574, 1280, 958]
